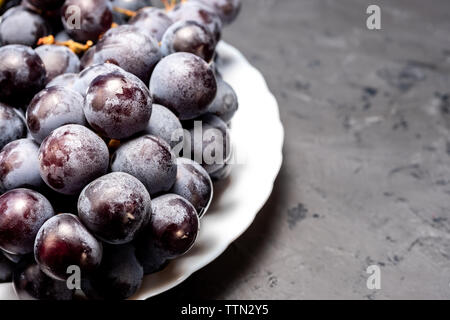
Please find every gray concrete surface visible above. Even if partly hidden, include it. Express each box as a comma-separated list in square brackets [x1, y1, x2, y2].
[157, 0, 450, 300]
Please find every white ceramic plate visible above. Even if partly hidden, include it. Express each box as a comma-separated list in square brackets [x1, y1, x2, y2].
[0, 41, 284, 300]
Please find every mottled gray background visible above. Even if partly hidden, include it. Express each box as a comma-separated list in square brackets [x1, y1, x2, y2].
[156, 0, 450, 300]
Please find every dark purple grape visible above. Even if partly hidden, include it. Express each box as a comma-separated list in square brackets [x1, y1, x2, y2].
[34, 6, 65, 35]
[61, 0, 113, 43]
[169, 1, 222, 42]
[0, 45, 46, 105]
[138, 194, 199, 259]
[87, 25, 161, 83]
[129, 7, 173, 42]
[0, 103, 27, 150]
[145, 104, 183, 149]
[45, 73, 79, 90]
[35, 45, 80, 83]
[0, 139, 44, 191]
[72, 62, 125, 96]
[84, 70, 152, 139]
[185, 114, 231, 174]
[161, 20, 216, 62]
[193, 0, 241, 25]
[0, 252, 15, 282]
[27, 0, 65, 10]
[81, 244, 143, 300]
[38, 124, 109, 195]
[135, 235, 168, 274]
[207, 77, 238, 123]
[78, 172, 152, 244]
[136, 245, 170, 275]
[0, 188, 54, 255]
[150, 52, 217, 120]
[26, 86, 86, 143]
[170, 158, 213, 218]
[13, 260, 74, 300]
[111, 135, 177, 195]
[0, 7, 50, 47]
[34, 213, 103, 281]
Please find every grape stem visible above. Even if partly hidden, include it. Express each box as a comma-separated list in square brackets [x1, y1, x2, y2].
[113, 6, 137, 17]
[37, 35, 93, 55]
[161, 0, 178, 11]
[108, 139, 121, 153]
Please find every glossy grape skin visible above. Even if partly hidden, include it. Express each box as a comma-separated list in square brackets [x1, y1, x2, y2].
[72, 62, 125, 96]
[207, 77, 238, 123]
[111, 135, 177, 196]
[170, 158, 213, 218]
[13, 260, 73, 300]
[129, 7, 173, 42]
[26, 86, 86, 143]
[45, 73, 79, 90]
[185, 114, 231, 174]
[161, 20, 216, 62]
[84, 70, 152, 139]
[34, 213, 103, 281]
[0, 45, 46, 106]
[81, 244, 143, 300]
[87, 25, 161, 83]
[0, 7, 50, 47]
[35, 45, 80, 83]
[61, 0, 113, 43]
[169, 1, 222, 42]
[0, 252, 15, 282]
[38, 124, 109, 195]
[145, 104, 183, 149]
[150, 52, 217, 120]
[193, 0, 241, 25]
[0, 188, 54, 255]
[138, 194, 199, 259]
[0, 139, 44, 191]
[78, 172, 152, 244]
[0, 103, 27, 150]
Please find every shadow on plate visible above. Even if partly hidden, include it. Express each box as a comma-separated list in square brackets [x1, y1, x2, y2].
[150, 162, 287, 300]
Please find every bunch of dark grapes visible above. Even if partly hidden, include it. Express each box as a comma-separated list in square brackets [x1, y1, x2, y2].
[0, 0, 241, 300]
